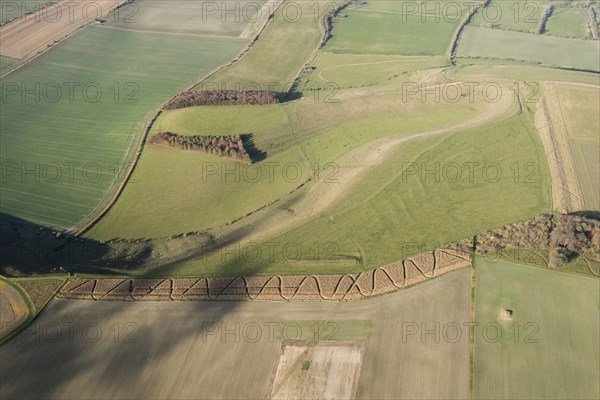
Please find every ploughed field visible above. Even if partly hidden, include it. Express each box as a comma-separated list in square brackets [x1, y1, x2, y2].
[0, 268, 472, 399]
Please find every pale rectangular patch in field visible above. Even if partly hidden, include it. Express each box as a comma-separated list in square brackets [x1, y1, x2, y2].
[268, 341, 364, 400]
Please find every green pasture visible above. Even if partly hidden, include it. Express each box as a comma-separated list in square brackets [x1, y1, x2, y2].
[325, 3, 464, 56]
[545, 6, 590, 39]
[474, 258, 600, 399]
[88, 92, 490, 240]
[457, 26, 600, 72]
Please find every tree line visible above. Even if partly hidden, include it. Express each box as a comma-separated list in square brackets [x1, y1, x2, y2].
[149, 132, 251, 162]
[164, 90, 279, 110]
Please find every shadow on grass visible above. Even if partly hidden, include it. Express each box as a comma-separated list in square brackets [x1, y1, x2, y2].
[0, 213, 153, 277]
[0, 209, 284, 399]
[240, 133, 267, 163]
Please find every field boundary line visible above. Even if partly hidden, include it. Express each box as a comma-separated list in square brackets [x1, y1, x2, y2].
[288, 0, 354, 91]
[469, 251, 477, 400]
[0, 275, 70, 346]
[448, 0, 489, 61]
[74, 0, 341, 236]
[0, 276, 34, 345]
[72, 108, 161, 235]
[0, 0, 129, 60]
[183, 0, 285, 91]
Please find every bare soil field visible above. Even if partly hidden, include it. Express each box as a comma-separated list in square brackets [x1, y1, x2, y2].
[0, 0, 126, 59]
[0, 268, 471, 399]
[268, 341, 364, 400]
[0, 280, 30, 341]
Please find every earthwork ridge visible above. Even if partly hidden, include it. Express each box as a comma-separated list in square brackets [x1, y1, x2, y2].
[60, 247, 472, 301]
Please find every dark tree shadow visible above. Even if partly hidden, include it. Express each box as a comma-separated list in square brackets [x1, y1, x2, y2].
[240, 133, 267, 163]
[0, 213, 153, 276]
[277, 91, 302, 103]
[569, 210, 600, 221]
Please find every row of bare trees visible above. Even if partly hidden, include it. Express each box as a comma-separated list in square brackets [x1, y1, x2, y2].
[149, 132, 251, 162]
[164, 90, 278, 110]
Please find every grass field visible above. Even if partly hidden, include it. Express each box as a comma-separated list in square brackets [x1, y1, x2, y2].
[474, 259, 600, 399]
[152, 109, 551, 277]
[298, 53, 448, 89]
[204, 0, 329, 91]
[545, 6, 590, 39]
[0, 0, 54, 25]
[0, 55, 18, 74]
[457, 26, 600, 72]
[325, 0, 465, 55]
[0, 23, 245, 231]
[0, 268, 471, 399]
[471, 0, 546, 33]
[87, 91, 495, 241]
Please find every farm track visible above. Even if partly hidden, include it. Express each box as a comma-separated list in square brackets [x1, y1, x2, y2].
[534, 83, 585, 213]
[59, 247, 472, 301]
[0, 0, 128, 59]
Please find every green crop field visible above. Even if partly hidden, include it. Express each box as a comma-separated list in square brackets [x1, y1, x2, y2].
[545, 6, 590, 39]
[325, 1, 465, 55]
[457, 26, 600, 72]
[0, 25, 245, 230]
[205, 0, 330, 91]
[471, 0, 547, 33]
[0, 0, 54, 25]
[474, 259, 600, 399]
[0, 55, 18, 75]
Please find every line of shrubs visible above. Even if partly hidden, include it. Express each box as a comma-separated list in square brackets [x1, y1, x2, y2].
[164, 90, 279, 110]
[476, 213, 600, 269]
[149, 132, 251, 162]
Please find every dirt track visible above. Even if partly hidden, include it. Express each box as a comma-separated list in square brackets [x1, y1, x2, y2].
[535, 83, 585, 213]
[0, 0, 126, 59]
